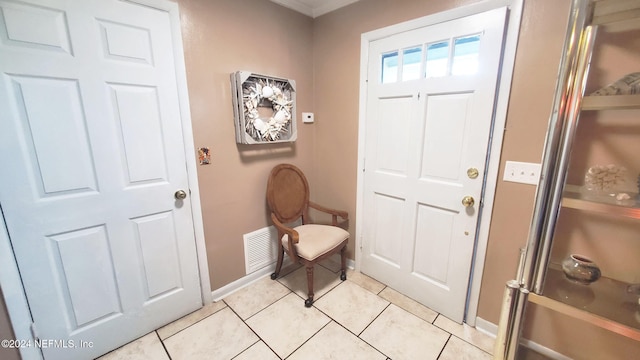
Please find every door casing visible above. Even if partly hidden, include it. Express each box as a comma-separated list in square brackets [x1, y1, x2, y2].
[355, 0, 523, 326]
[0, 1, 211, 359]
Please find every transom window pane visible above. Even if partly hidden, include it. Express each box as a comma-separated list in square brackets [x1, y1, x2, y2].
[452, 35, 480, 76]
[381, 51, 398, 84]
[402, 46, 422, 81]
[425, 41, 449, 78]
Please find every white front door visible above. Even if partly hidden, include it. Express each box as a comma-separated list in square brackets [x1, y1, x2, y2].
[0, 0, 201, 358]
[360, 7, 507, 322]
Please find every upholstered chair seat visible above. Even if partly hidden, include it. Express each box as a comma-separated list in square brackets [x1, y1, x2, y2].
[281, 224, 350, 261]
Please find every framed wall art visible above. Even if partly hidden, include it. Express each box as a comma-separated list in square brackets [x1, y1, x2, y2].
[231, 71, 297, 144]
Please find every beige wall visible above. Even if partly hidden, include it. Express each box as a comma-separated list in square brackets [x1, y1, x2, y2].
[176, 0, 315, 290]
[475, 0, 572, 321]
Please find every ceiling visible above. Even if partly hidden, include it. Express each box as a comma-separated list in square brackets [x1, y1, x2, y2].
[269, 0, 361, 18]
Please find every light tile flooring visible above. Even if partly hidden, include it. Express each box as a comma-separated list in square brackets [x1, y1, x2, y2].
[98, 261, 496, 360]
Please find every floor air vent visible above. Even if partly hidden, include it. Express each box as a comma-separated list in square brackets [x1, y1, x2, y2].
[243, 226, 278, 274]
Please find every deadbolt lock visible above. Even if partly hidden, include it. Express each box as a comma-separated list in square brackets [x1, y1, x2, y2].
[467, 168, 479, 179]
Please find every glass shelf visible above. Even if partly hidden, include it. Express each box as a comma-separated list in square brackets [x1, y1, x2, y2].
[561, 186, 640, 219]
[530, 267, 640, 341]
[581, 94, 640, 110]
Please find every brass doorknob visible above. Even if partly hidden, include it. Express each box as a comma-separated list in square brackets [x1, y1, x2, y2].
[174, 190, 187, 200]
[462, 196, 475, 207]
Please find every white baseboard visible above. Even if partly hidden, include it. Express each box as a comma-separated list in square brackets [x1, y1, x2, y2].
[520, 339, 572, 360]
[475, 316, 498, 338]
[474, 317, 571, 360]
[210, 256, 356, 302]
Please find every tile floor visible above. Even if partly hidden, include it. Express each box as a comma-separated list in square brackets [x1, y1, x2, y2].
[98, 261, 496, 360]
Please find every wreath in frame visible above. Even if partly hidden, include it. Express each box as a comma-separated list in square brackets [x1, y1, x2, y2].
[231, 72, 297, 144]
[243, 78, 293, 141]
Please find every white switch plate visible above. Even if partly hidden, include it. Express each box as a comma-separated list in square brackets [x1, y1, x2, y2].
[504, 161, 541, 185]
[302, 112, 314, 123]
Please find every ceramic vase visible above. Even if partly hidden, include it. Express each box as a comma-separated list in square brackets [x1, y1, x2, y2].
[561, 254, 601, 285]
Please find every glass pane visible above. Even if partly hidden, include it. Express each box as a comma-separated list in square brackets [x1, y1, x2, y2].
[452, 35, 480, 76]
[425, 41, 449, 78]
[402, 46, 422, 81]
[381, 51, 398, 84]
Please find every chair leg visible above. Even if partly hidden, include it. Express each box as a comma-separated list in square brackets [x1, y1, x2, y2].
[271, 247, 284, 280]
[305, 266, 314, 307]
[340, 245, 347, 281]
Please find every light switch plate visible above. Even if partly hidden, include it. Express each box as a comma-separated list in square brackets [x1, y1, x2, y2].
[504, 161, 541, 185]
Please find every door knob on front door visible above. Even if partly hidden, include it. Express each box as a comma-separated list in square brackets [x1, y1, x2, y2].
[175, 190, 187, 200]
[461, 196, 475, 207]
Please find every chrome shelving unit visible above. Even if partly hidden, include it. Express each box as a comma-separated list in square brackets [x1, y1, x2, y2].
[495, 0, 640, 358]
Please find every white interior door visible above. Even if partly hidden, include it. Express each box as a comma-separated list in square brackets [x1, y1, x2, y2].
[0, 0, 202, 358]
[360, 7, 507, 323]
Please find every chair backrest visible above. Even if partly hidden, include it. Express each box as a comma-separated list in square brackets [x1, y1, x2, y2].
[266, 164, 310, 223]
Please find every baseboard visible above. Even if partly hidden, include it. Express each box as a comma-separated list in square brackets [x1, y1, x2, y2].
[210, 256, 356, 302]
[521, 339, 573, 360]
[474, 317, 572, 360]
[475, 317, 498, 338]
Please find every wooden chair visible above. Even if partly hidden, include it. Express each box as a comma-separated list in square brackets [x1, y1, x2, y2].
[266, 163, 349, 307]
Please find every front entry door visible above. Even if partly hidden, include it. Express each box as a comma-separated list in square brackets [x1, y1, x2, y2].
[0, 0, 201, 358]
[360, 7, 508, 322]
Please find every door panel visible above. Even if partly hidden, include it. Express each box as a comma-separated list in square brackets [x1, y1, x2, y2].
[1, 1, 72, 53]
[133, 211, 182, 300]
[376, 96, 413, 175]
[413, 204, 456, 286]
[361, 7, 507, 322]
[421, 92, 473, 180]
[98, 20, 154, 64]
[51, 225, 121, 329]
[9, 76, 98, 196]
[0, 0, 201, 358]
[371, 193, 405, 268]
[109, 84, 168, 183]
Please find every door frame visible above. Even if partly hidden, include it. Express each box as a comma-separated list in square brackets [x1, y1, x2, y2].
[0, 0, 211, 359]
[355, 0, 523, 325]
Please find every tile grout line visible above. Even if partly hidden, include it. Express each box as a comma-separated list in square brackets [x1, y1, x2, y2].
[356, 302, 391, 338]
[351, 302, 393, 358]
[229, 339, 262, 360]
[159, 302, 229, 341]
[224, 297, 283, 359]
[281, 319, 333, 359]
[155, 330, 173, 360]
[436, 334, 452, 360]
[338, 314, 390, 359]
[242, 288, 293, 323]
[449, 334, 494, 356]
[430, 313, 495, 356]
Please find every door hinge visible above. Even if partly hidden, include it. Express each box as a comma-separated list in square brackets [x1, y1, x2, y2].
[417, 91, 420, 100]
[30, 322, 39, 342]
